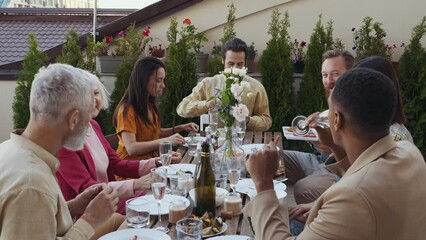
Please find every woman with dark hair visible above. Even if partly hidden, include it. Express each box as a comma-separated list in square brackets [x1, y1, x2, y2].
[113, 57, 198, 160]
[354, 56, 413, 143]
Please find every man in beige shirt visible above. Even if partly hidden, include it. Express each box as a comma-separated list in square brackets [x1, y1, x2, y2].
[177, 37, 272, 131]
[244, 68, 426, 239]
[0, 64, 119, 239]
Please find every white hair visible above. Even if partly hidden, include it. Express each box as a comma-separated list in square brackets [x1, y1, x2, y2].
[89, 74, 110, 110]
[30, 63, 94, 122]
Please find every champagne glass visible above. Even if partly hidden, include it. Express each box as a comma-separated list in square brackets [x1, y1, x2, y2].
[227, 158, 241, 192]
[233, 119, 246, 145]
[159, 141, 172, 193]
[291, 110, 330, 136]
[151, 168, 169, 233]
[209, 109, 219, 133]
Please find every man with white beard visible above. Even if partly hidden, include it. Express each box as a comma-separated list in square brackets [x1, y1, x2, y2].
[0, 64, 119, 239]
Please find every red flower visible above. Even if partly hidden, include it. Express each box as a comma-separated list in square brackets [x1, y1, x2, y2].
[118, 31, 124, 37]
[105, 36, 112, 44]
[143, 27, 150, 37]
[183, 18, 191, 25]
[300, 41, 307, 47]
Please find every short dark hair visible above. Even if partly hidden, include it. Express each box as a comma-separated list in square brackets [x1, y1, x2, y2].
[331, 68, 396, 136]
[354, 56, 406, 124]
[322, 49, 355, 70]
[221, 37, 248, 60]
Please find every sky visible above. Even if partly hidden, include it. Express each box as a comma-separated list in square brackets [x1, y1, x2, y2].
[99, 0, 160, 9]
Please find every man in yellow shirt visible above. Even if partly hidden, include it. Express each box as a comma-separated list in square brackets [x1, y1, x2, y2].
[177, 37, 272, 131]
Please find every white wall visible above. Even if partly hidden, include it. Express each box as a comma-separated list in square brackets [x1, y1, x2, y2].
[146, 0, 426, 61]
[0, 80, 17, 142]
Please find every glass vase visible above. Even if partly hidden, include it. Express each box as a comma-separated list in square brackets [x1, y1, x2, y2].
[214, 127, 246, 184]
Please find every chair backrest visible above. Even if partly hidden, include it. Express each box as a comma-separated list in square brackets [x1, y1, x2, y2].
[199, 114, 210, 131]
[104, 133, 119, 150]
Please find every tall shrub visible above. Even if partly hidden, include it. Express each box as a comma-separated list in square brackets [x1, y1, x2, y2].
[159, 18, 198, 128]
[352, 16, 388, 60]
[207, 3, 236, 76]
[297, 16, 335, 116]
[12, 33, 49, 129]
[259, 9, 295, 132]
[56, 29, 84, 67]
[398, 16, 426, 156]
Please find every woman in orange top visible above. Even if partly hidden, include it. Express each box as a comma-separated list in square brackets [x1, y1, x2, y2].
[113, 57, 198, 160]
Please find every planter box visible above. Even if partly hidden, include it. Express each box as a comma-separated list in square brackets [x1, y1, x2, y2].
[196, 53, 209, 73]
[96, 56, 124, 74]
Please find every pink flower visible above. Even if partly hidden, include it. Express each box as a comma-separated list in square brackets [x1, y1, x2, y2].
[105, 36, 112, 44]
[118, 31, 124, 37]
[230, 83, 243, 101]
[143, 27, 150, 37]
[232, 104, 249, 122]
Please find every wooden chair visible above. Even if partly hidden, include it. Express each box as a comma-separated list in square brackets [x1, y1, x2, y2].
[104, 133, 119, 150]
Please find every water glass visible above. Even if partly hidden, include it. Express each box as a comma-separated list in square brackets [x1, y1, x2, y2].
[188, 142, 198, 156]
[178, 173, 193, 196]
[170, 175, 184, 196]
[125, 198, 150, 228]
[176, 218, 203, 240]
[214, 173, 228, 189]
[209, 110, 219, 133]
[159, 141, 172, 167]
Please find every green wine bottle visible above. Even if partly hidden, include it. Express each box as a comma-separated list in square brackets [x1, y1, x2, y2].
[193, 142, 216, 216]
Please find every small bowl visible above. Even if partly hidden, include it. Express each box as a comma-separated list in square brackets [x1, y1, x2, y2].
[189, 187, 228, 207]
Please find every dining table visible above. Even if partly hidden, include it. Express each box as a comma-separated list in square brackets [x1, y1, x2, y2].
[117, 131, 289, 239]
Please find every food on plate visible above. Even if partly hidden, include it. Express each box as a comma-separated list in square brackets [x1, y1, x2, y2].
[192, 212, 224, 236]
[176, 169, 193, 175]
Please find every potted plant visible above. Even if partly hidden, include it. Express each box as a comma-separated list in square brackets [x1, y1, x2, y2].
[246, 42, 257, 73]
[351, 16, 387, 60]
[95, 24, 151, 74]
[180, 18, 208, 73]
[291, 39, 307, 73]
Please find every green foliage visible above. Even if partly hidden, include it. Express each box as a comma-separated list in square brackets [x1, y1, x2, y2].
[353, 16, 387, 60]
[219, 3, 236, 45]
[82, 35, 97, 72]
[398, 16, 426, 156]
[56, 29, 84, 67]
[259, 10, 295, 132]
[208, 3, 237, 77]
[113, 24, 150, 57]
[297, 16, 335, 116]
[12, 33, 49, 129]
[160, 17, 198, 128]
[246, 42, 257, 59]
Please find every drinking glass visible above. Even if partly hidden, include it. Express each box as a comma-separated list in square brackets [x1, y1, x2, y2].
[233, 119, 246, 145]
[291, 109, 330, 136]
[178, 173, 193, 196]
[159, 141, 172, 193]
[168, 200, 188, 224]
[125, 198, 150, 228]
[227, 158, 241, 192]
[209, 110, 219, 133]
[176, 218, 202, 240]
[150, 168, 169, 233]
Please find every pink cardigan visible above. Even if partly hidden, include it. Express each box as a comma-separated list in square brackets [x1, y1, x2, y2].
[56, 119, 152, 201]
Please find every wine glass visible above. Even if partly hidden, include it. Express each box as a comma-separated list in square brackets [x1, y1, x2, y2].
[209, 109, 219, 133]
[233, 119, 246, 145]
[150, 168, 169, 233]
[227, 158, 241, 192]
[291, 110, 330, 136]
[159, 141, 172, 193]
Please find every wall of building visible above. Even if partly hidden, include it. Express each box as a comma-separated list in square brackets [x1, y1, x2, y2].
[146, 0, 426, 62]
[0, 80, 17, 142]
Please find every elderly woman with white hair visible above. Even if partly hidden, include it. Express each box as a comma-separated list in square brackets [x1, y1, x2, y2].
[56, 73, 160, 215]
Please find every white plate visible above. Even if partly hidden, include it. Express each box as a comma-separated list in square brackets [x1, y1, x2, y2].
[241, 144, 280, 154]
[282, 126, 319, 141]
[235, 178, 287, 199]
[209, 236, 252, 240]
[183, 136, 206, 147]
[202, 223, 228, 238]
[99, 228, 171, 240]
[166, 163, 196, 176]
[137, 194, 190, 215]
[188, 187, 228, 207]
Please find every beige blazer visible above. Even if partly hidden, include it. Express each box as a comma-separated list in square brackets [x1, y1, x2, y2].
[243, 136, 426, 240]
